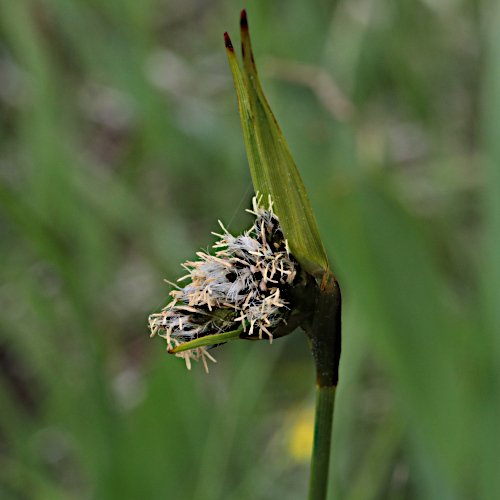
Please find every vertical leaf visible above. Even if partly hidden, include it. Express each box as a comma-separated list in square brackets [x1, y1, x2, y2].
[225, 11, 329, 278]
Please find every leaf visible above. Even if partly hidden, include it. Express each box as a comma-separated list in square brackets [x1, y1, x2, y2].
[225, 11, 329, 278]
[168, 328, 244, 354]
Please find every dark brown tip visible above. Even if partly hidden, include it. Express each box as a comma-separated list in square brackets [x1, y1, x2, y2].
[224, 32, 234, 50]
[167, 349, 174, 354]
[240, 9, 248, 29]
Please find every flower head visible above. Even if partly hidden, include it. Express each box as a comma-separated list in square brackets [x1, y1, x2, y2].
[148, 194, 298, 372]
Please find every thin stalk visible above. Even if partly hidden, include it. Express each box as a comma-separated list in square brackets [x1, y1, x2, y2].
[307, 270, 342, 499]
[308, 384, 337, 500]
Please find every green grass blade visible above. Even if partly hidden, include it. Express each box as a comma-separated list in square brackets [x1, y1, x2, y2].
[479, 2, 500, 496]
[169, 329, 244, 353]
[224, 32, 265, 195]
[227, 11, 329, 277]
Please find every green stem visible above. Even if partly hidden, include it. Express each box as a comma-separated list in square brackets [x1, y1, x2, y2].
[308, 384, 337, 500]
[307, 270, 341, 499]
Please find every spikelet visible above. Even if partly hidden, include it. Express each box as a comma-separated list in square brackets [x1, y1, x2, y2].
[148, 194, 298, 372]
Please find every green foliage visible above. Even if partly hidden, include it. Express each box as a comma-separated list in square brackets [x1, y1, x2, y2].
[0, 0, 496, 499]
[225, 14, 328, 277]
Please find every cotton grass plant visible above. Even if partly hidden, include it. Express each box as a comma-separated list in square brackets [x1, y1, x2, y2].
[149, 11, 341, 500]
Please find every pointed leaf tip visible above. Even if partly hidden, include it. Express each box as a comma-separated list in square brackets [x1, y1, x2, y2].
[224, 32, 233, 50]
[240, 9, 248, 27]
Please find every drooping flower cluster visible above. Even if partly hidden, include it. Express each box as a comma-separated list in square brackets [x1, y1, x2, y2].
[148, 195, 298, 371]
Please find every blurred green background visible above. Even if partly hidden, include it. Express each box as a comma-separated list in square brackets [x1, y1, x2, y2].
[1, 0, 499, 499]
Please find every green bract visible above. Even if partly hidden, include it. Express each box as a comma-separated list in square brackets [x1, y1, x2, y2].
[224, 11, 329, 279]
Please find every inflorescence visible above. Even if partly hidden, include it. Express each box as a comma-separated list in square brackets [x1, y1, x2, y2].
[148, 194, 298, 372]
